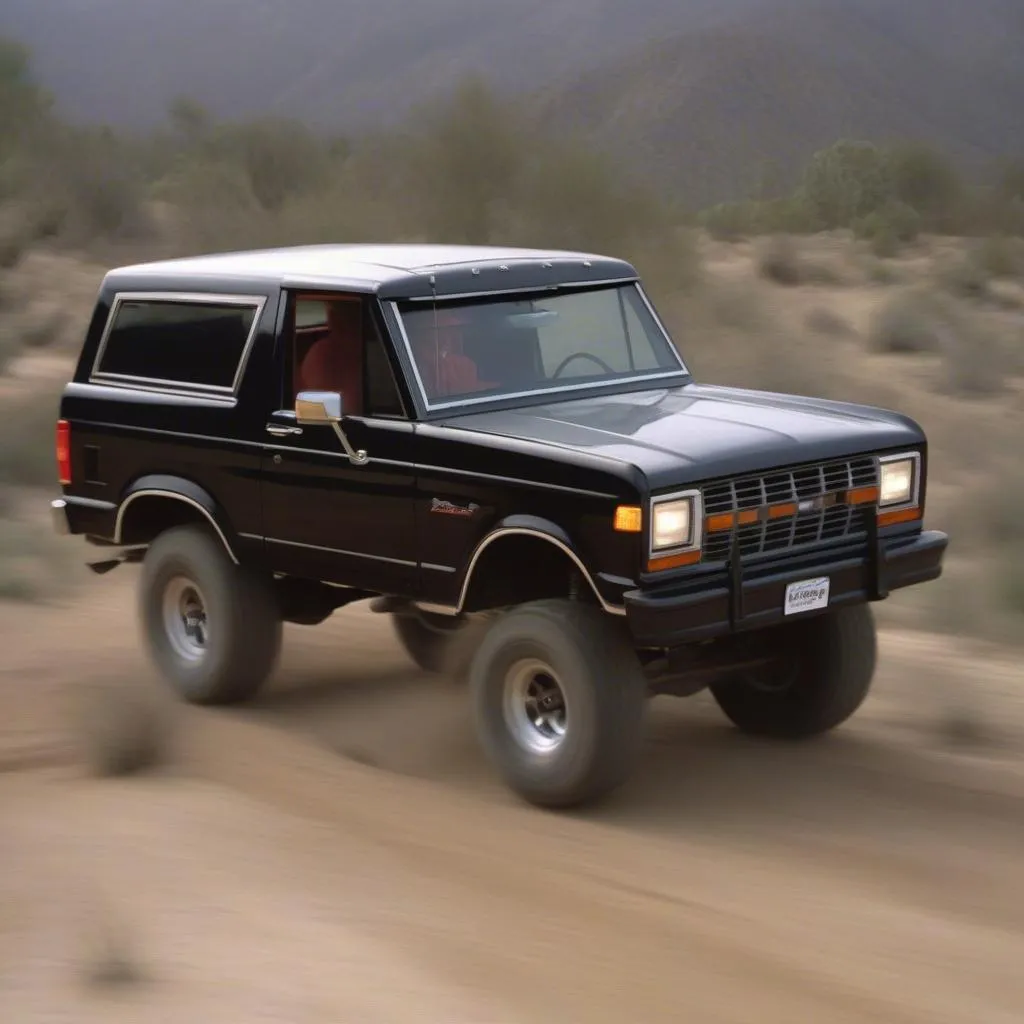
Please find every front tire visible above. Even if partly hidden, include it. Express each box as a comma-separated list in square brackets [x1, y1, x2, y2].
[709, 603, 877, 738]
[139, 525, 282, 705]
[469, 600, 648, 809]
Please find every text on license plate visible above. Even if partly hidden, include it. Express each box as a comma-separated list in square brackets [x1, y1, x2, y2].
[783, 576, 830, 616]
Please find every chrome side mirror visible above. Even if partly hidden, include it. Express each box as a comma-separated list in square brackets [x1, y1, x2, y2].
[295, 390, 343, 424]
[294, 390, 368, 465]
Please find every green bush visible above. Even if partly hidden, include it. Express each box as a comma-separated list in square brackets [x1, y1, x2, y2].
[803, 140, 894, 229]
[855, 199, 922, 257]
[888, 143, 966, 232]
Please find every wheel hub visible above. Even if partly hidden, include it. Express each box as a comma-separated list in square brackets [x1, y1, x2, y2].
[503, 658, 568, 754]
[163, 576, 208, 663]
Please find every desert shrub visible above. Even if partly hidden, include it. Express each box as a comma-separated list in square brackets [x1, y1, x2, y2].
[0, 388, 60, 486]
[804, 306, 852, 336]
[869, 287, 1009, 393]
[934, 252, 990, 299]
[866, 259, 900, 285]
[698, 201, 760, 241]
[942, 334, 1005, 396]
[803, 140, 894, 229]
[981, 472, 1024, 547]
[972, 235, 1024, 279]
[868, 289, 943, 353]
[19, 305, 67, 350]
[996, 545, 1024, 616]
[698, 196, 818, 240]
[0, 518, 74, 602]
[756, 235, 841, 287]
[889, 143, 966, 232]
[855, 199, 922, 258]
[934, 304, 1008, 397]
[756, 235, 803, 285]
[0, 325, 21, 372]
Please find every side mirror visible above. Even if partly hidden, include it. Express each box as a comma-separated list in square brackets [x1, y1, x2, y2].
[293, 390, 368, 466]
[295, 390, 343, 424]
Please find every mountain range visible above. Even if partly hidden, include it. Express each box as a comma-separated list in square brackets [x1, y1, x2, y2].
[3, 0, 1022, 205]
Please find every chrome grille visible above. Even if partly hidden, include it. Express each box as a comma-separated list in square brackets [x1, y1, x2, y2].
[701, 455, 879, 562]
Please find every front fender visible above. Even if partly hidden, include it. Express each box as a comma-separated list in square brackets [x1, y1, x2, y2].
[457, 514, 624, 616]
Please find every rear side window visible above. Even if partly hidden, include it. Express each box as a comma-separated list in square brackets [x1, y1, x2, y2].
[93, 295, 265, 392]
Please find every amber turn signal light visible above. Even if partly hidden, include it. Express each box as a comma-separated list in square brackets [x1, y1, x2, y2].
[877, 506, 922, 528]
[613, 505, 643, 533]
[646, 550, 701, 572]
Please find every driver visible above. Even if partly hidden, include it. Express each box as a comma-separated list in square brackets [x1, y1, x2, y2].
[411, 306, 496, 399]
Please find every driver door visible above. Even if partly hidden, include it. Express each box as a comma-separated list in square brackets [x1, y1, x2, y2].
[259, 292, 418, 594]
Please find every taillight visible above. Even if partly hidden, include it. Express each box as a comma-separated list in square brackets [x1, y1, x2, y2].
[56, 419, 71, 485]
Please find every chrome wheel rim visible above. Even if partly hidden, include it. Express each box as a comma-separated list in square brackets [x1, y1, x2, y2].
[162, 576, 208, 663]
[502, 658, 568, 755]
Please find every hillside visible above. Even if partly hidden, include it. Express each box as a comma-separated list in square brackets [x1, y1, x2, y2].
[0, 0, 756, 129]
[532, 0, 1024, 206]
[2, 0, 1023, 209]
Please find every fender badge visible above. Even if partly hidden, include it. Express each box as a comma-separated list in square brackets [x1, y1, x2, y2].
[430, 498, 479, 518]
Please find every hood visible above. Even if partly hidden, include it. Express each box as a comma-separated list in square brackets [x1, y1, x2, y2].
[446, 383, 925, 487]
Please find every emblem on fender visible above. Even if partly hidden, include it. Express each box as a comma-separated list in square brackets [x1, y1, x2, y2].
[430, 498, 480, 517]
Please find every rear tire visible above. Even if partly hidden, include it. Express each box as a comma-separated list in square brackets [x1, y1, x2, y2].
[139, 525, 282, 705]
[469, 599, 648, 808]
[709, 604, 877, 738]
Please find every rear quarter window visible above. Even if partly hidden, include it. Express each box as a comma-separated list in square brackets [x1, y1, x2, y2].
[93, 295, 265, 391]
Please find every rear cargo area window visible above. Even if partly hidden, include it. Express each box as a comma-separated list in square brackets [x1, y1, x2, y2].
[94, 297, 262, 391]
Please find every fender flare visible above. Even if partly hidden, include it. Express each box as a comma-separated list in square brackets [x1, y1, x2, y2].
[456, 514, 625, 616]
[114, 474, 239, 564]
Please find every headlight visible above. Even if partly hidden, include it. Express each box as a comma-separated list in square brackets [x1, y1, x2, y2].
[653, 500, 692, 549]
[650, 491, 702, 552]
[878, 453, 919, 508]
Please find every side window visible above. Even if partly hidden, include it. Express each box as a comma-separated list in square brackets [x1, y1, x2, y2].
[288, 294, 405, 419]
[94, 297, 262, 391]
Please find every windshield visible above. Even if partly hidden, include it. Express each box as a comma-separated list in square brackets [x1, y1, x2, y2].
[394, 283, 686, 409]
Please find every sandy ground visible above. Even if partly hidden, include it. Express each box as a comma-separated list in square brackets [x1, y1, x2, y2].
[2, 571, 1024, 1022]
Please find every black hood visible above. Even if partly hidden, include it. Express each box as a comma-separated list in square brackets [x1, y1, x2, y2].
[447, 383, 925, 487]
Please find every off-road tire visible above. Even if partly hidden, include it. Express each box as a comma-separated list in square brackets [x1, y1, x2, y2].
[139, 524, 282, 705]
[709, 604, 877, 738]
[469, 599, 648, 808]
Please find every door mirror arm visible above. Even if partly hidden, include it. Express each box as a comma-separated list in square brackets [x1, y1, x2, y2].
[295, 391, 369, 465]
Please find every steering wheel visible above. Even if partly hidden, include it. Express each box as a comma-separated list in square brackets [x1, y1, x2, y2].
[552, 351, 616, 378]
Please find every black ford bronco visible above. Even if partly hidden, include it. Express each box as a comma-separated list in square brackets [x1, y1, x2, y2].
[51, 243, 948, 808]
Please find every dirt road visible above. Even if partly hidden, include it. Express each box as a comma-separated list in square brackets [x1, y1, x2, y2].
[2, 571, 1024, 1022]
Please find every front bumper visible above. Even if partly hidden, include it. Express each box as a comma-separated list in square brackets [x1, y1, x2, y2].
[624, 527, 948, 648]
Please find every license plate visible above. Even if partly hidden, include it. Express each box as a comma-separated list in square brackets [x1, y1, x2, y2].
[784, 576, 830, 616]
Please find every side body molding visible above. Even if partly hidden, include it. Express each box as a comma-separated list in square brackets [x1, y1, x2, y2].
[114, 474, 240, 564]
[455, 514, 626, 617]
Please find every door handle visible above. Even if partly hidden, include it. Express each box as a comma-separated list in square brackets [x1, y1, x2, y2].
[266, 423, 303, 437]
